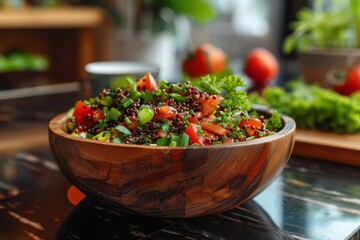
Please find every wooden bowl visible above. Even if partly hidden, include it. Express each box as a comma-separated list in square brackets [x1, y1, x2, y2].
[49, 109, 296, 218]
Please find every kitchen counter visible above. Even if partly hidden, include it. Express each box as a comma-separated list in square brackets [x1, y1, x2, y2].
[0, 88, 359, 240]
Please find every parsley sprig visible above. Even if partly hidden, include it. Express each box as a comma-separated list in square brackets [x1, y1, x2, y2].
[198, 75, 250, 111]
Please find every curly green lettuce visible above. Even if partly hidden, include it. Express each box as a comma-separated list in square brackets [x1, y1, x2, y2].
[249, 80, 360, 133]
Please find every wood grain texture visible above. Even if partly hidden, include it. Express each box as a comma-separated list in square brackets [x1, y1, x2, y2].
[293, 129, 360, 166]
[48, 111, 296, 218]
[0, 7, 104, 29]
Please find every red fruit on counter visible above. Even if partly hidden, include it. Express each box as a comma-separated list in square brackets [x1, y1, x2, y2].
[183, 43, 227, 77]
[244, 48, 279, 87]
[334, 67, 360, 95]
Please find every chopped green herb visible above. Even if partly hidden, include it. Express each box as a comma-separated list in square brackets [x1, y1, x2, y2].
[120, 98, 133, 108]
[179, 133, 190, 146]
[265, 110, 282, 131]
[156, 137, 170, 146]
[138, 106, 154, 124]
[109, 107, 122, 122]
[115, 125, 131, 136]
[100, 95, 113, 106]
[169, 93, 186, 102]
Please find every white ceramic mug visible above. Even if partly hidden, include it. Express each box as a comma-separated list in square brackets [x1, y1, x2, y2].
[84, 61, 159, 98]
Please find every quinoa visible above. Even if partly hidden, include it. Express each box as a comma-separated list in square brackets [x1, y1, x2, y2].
[66, 73, 282, 146]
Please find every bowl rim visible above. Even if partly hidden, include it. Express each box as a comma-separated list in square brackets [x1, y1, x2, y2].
[49, 106, 296, 150]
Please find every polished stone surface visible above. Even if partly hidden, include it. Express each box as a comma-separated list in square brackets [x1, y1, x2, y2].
[0, 90, 359, 240]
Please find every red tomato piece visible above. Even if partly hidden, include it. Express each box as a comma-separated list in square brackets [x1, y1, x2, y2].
[239, 117, 263, 136]
[93, 109, 105, 122]
[156, 128, 168, 138]
[244, 48, 279, 87]
[200, 95, 223, 117]
[187, 116, 199, 124]
[203, 129, 217, 144]
[157, 105, 178, 119]
[67, 185, 85, 206]
[201, 120, 229, 136]
[136, 72, 157, 91]
[187, 111, 202, 124]
[334, 67, 360, 95]
[221, 138, 234, 144]
[73, 100, 95, 127]
[122, 115, 137, 130]
[184, 123, 204, 146]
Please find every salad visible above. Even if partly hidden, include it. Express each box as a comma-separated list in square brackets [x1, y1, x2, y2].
[66, 73, 283, 146]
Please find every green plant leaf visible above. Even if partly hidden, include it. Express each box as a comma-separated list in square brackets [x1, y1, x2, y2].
[158, 0, 217, 23]
[283, 36, 296, 54]
[283, 0, 360, 53]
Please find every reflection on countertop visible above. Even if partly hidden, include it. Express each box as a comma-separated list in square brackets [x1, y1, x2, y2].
[0, 90, 359, 240]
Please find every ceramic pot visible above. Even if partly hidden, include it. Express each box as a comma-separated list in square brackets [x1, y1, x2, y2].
[298, 48, 360, 87]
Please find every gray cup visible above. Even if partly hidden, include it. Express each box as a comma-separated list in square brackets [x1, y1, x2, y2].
[84, 61, 159, 98]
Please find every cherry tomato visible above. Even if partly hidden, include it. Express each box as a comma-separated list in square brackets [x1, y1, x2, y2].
[201, 120, 229, 136]
[239, 117, 263, 136]
[200, 95, 223, 117]
[184, 123, 204, 146]
[182, 43, 227, 77]
[73, 100, 95, 127]
[334, 67, 360, 95]
[244, 48, 279, 87]
[136, 72, 157, 91]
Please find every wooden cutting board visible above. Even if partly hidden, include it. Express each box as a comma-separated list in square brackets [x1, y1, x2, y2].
[293, 129, 360, 166]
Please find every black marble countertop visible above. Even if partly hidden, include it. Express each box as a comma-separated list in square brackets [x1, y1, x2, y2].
[0, 88, 359, 240]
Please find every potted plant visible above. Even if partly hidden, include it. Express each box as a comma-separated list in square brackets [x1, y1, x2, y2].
[283, 0, 360, 88]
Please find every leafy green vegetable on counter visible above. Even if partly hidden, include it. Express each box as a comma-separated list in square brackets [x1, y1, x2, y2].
[0, 51, 49, 73]
[249, 80, 360, 133]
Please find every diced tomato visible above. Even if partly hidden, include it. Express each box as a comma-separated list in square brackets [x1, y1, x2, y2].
[201, 120, 229, 136]
[156, 105, 178, 119]
[203, 129, 217, 140]
[73, 100, 95, 127]
[184, 123, 204, 146]
[200, 95, 223, 116]
[239, 117, 263, 136]
[93, 109, 105, 121]
[123, 116, 137, 130]
[187, 111, 202, 124]
[156, 128, 168, 138]
[207, 115, 216, 120]
[221, 138, 234, 144]
[67, 185, 85, 206]
[136, 72, 157, 91]
[187, 116, 199, 124]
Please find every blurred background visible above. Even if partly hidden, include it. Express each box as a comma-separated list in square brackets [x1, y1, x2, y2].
[0, 0, 310, 93]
